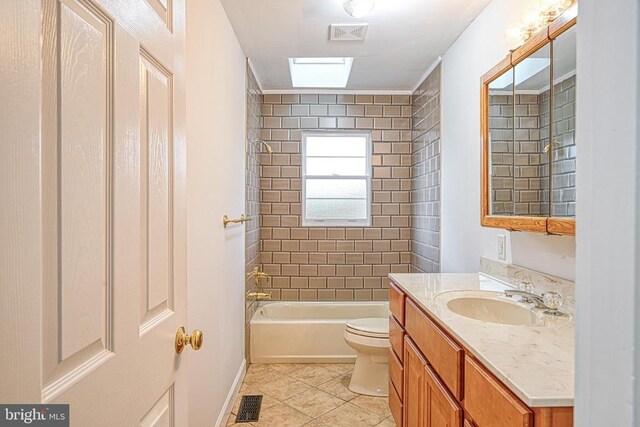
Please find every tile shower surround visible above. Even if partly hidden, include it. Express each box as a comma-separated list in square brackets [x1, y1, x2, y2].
[259, 93, 413, 301]
[245, 64, 262, 360]
[410, 64, 441, 273]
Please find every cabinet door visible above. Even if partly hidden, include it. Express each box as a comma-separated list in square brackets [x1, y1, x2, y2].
[404, 336, 426, 427]
[390, 380, 403, 427]
[464, 356, 532, 427]
[424, 363, 463, 427]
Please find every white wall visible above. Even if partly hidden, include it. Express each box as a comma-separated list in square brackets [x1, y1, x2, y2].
[440, 0, 576, 280]
[185, 1, 247, 425]
[575, 0, 639, 425]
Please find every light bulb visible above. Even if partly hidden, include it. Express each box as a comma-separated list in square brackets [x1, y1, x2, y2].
[505, 25, 525, 47]
[522, 11, 543, 28]
[343, 0, 375, 18]
[541, 0, 573, 9]
[540, 0, 561, 8]
[505, 24, 523, 38]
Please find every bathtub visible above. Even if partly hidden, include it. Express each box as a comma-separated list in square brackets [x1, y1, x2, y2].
[250, 301, 390, 363]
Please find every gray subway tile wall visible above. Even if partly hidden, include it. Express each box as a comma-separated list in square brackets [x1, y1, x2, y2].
[259, 93, 414, 301]
[410, 64, 441, 273]
[490, 92, 550, 216]
[250, 68, 442, 301]
[489, 93, 516, 215]
[245, 64, 262, 360]
[551, 75, 576, 216]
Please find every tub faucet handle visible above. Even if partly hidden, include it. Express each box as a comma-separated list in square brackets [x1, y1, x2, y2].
[255, 271, 271, 286]
[248, 266, 271, 286]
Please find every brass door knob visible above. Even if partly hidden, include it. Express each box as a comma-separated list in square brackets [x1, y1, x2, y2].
[175, 326, 203, 354]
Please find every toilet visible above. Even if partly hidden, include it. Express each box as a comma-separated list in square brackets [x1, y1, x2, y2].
[344, 317, 390, 397]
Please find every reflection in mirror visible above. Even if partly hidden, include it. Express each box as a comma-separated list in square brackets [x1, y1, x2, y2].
[551, 27, 577, 217]
[488, 68, 514, 215]
[513, 43, 551, 216]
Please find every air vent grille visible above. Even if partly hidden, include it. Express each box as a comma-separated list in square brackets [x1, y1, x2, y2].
[235, 395, 263, 423]
[330, 24, 368, 41]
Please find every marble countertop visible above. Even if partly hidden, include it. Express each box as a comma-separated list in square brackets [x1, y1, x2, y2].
[388, 272, 575, 407]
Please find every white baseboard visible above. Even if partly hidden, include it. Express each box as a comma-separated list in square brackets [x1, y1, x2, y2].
[215, 359, 246, 427]
[250, 355, 356, 364]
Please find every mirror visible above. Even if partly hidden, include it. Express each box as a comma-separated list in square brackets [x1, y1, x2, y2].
[551, 26, 577, 217]
[481, 11, 576, 235]
[513, 43, 551, 217]
[488, 66, 514, 216]
[486, 43, 552, 218]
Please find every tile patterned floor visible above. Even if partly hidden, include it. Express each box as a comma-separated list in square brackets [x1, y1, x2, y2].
[227, 364, 395, 427]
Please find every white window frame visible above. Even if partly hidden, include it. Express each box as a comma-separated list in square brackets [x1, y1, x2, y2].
[301, 131, 372, 227]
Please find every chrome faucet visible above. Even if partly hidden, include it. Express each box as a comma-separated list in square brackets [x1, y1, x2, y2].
[504, 289, 546, 308]
[504, 289, 565, 315]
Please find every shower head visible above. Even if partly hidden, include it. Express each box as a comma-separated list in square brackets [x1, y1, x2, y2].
[260, 140, 273, 154]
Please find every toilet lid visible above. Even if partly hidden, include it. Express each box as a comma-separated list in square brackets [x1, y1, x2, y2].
[346, 318, 389, 338]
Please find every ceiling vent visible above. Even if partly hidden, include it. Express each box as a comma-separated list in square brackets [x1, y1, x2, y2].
[329, 24, 368, 41]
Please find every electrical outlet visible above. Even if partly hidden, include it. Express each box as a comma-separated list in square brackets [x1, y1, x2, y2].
[497, 234, 506, 260]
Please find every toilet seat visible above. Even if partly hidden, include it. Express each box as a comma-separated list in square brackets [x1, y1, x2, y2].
[346, 318, 389, 339]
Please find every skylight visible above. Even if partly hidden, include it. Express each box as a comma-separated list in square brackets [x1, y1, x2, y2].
[288, 57, 354, 88]
[293, 57, 347, 65]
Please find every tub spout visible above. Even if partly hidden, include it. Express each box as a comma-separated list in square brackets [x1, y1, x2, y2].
[247, 291, 272, 301]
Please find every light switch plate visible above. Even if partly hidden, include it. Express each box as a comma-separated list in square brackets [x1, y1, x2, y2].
[497, 234, 506, 260]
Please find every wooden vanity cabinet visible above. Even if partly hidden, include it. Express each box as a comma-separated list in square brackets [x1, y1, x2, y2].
[403, 336, 463, 427]
[389, 379, 403, 427]
[389, 348, 403, 394]
[403, 337, 427, 427]
[389, 281, 406, 324]
[424, 361, 463, 426]
[464, 356, 532, 427]
[389, 280, 573, 427]
[389, 314, 404, 362]
[405, 299, 464, 400]
[389, 281, 406, 427]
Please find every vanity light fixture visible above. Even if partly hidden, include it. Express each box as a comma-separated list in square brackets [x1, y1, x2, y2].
[343, 0, 375, 18]
[508, 0, 576, 43]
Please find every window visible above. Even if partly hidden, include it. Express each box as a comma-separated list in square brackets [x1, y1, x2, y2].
[302, 132, 371, 227]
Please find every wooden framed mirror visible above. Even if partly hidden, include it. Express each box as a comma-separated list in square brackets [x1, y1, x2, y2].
[481, 5, 577, 236]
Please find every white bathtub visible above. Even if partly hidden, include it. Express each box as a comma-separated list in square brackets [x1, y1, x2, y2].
[250, 301, 390, 363]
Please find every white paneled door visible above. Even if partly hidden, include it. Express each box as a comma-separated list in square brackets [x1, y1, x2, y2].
[0, 0, 189, 425]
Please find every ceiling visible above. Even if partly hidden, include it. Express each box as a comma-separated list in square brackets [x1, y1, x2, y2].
[220, 0, 492, 92]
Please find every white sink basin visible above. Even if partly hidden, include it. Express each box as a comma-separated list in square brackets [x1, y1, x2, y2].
[446, 296, 541, 326]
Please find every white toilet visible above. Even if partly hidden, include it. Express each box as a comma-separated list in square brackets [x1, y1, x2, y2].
[344, 317, 390, 397]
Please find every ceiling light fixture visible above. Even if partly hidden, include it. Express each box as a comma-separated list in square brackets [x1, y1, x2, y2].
[343, 0, 375, 18]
